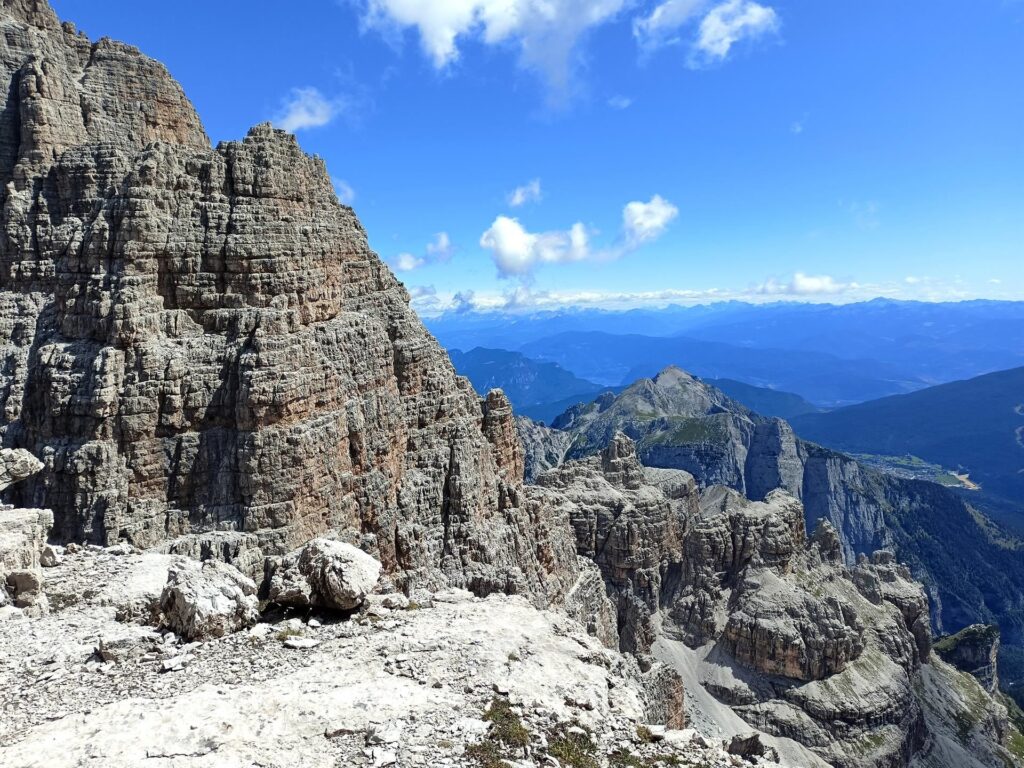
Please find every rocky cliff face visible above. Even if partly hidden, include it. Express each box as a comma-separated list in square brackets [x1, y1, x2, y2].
[515, 414, 572, 482]
[546, 367, 1024, 656]
[530, 435, 1021, 767]
[934, 624, 1001, 694]
[0, 0, 579, 603]
[532, 433, 696, 652]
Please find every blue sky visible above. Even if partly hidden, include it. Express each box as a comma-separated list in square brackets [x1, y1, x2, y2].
[51, 0, 1024, 314]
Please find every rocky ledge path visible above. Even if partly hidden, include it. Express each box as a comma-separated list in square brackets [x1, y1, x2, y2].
[0, 546, 781, 768]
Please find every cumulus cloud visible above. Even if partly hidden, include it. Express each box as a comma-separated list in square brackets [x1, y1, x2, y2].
[634, 0, 777, 65]
[392, 252, 425, 272]
[361, 0, 628, 99]
[757, 272, 853, 296]
[333, 178, 356, 205]
[623, 195, 679, 246]
[607, 95, 633, 110]
[408, 285, 437, 300]
[389, 232, 455, 272]
[451, 290, 479, 313]
[691, 0, 778, 65]
[633, 0, 707, 50]
[480, 216, 590, 277]
[426, 231, 454, 262]
[273, 87, 340, 132]
[507, 179, 542, 208]
[480, 194, 678, 278]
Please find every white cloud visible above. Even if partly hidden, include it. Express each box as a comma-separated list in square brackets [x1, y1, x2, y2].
[691, 0, 778, 66]
[757, 272, 852, 296]
[409, 274, 1004, 317]
[607, 95, 633, 110]
[790, 120, 804, 135]
[479, 194, 678, 278]
[408, 285, 437, 300]
[507, 179, 543, 207]
[362, 0, 628, 99]
[389, 231, 455, 272]
[634, 0, 707, 50]
[426, 231, 454, 262]
[333, 178, 356, 205]
[392, 252, 425, 272]
[480, 216, 590, 277]
[273, 87, 340, 132]
[623, 195, 679, 246]
[410, 285, 733, 315]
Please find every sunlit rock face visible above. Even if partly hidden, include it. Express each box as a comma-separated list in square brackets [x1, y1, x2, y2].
[0, 0, 579, 604]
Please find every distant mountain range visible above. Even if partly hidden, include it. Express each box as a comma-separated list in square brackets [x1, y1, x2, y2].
[447, 347, 607, 423]
[707, 377, 820, 419]
[448, 347, 819, 423]
[425, 299, 1024, 407]
[792, 366, 1024, 508]
[520, 331, 919, 405]
[518, 366, 1024, 690]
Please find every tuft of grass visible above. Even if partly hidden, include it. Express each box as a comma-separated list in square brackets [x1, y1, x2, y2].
[465, 740, 504, 768]
[275, 626, 303, 641]
[635, 725, 655, 743]
[548, 728, 599, 768]
[483, 697, 530, 748]
[1006, 727, 1024, 763]
[610, 750, 648, 768]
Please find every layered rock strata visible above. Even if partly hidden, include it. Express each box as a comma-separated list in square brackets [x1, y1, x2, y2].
[0, 447, 50, 611]
[934, 624, 1001, 694]
[536, 436, 1021, 768]
[532, 432, 695, 653]
[0, 0, 578, 605]
[547, 367, 1024, 653]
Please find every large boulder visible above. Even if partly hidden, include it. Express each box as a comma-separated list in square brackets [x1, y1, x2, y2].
[159, 560, 259, 640]
[268, 538, 382, 611]
[0, 449, 43, 493]
[5, 568, 46, 613]
[0, 508, 53, 575]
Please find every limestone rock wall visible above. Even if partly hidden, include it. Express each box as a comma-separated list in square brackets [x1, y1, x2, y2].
[0, 0, 579, 604]
[540, 366, 1024, 652]
[933, 624, 1001, 693]
[534, 433, 695, 652]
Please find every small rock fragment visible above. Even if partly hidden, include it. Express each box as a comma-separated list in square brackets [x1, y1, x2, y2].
[39, 545, 63, 568]
[283, 637, 321, 650]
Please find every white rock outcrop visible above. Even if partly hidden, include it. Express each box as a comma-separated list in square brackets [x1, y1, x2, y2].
[159, 560, 259, 640]
[268, 538, 382, 611]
